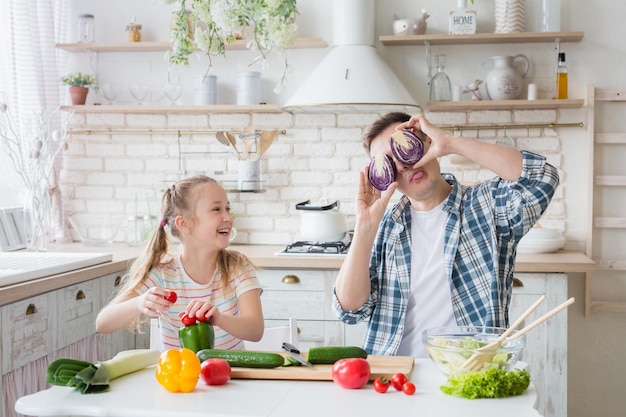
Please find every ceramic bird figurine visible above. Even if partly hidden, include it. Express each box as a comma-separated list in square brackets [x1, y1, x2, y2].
[464, 79, 484, 101]
[392, 9, 429, 36]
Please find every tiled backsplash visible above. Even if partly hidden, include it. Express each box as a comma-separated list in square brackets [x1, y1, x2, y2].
[61, 109, 565, 245]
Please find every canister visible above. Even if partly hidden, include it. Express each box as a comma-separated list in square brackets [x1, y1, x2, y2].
[77, 14, 95, 43]
[194, 75, 217, 105]
[237, 71, 262, 105]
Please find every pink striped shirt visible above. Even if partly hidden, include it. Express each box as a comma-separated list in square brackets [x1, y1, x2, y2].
[137, 253, 262, 350]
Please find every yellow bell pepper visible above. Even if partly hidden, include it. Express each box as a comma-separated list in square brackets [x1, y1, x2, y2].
[155, 348, 201, 393]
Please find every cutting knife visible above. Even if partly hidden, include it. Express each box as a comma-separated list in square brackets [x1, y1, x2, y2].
[282, 342, 314, 368]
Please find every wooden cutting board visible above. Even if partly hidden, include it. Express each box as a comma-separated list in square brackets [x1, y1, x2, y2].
[230, 355, 414, 381]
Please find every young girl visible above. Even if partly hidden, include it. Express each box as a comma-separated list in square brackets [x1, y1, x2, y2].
[95, 175, 264, 350]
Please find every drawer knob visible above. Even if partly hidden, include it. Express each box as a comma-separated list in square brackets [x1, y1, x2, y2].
[282, 274, 300, 284]
[76, 290, 86, 300]
[513, 278, 524, 287]
[26, 303, 38, 315]
[114, 275, 122, 287]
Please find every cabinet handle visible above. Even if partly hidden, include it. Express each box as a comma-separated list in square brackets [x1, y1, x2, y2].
[513, 278, 524, 287]
[282, 274, 300, 284]
[114, 275, 122, 287]
[25, 303, 38, 315]
[76, 290, 86, 300]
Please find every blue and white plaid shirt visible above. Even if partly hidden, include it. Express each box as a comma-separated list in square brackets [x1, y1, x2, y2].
[333, 151, 560, 356]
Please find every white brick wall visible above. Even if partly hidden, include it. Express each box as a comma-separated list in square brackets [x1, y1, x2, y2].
[60, 109, 566, 244]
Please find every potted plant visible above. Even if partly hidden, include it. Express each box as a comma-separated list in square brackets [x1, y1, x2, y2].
[60, 72, 96, 105]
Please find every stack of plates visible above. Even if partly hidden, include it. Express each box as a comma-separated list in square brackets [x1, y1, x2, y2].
[518, 228, 565, 254]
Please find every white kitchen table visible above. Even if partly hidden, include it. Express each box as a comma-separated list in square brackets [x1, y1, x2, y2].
[15, 359, 542, 417]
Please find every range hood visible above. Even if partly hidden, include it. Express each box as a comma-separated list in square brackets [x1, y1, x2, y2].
[282, 0, 421, 113]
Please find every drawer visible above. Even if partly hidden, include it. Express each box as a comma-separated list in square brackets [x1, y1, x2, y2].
[57, 280, 98, 347]
[1, 292, 57, 374]
[98, 271, 125, 308]
[256, 270, 325, 292]
[261, 290, 325, 320]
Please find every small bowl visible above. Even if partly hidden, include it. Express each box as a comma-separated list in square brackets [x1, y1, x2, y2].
[68, 214, 125, 247]
[422, 326, 526, 375]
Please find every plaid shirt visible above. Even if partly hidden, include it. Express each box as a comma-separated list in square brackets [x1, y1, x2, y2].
[333, 151, 559, 356]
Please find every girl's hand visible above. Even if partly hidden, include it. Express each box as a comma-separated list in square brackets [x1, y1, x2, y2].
[181, 301, 221, 326]
[137, 287, 172, 317]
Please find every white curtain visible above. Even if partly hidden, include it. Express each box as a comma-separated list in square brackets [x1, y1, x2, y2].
[0, 0, 69, 234]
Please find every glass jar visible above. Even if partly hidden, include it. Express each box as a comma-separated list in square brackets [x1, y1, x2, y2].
[126, 17, 142, 42]
[429, 54, 452, 101]
[77, 14, 95, 43]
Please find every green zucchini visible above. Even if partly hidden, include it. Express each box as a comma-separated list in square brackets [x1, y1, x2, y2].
[306, 346, 368, 365]
[196, 349, 285, 368]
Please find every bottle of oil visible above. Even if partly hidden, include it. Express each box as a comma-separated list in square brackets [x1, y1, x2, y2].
[556, 52, 568, 99]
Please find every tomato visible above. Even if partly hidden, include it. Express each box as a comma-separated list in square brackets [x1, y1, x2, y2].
[196, 313, 209, 322]
[200, 358, 231, 386]
[164, 291, 178, 303]
[391, 372, 408, 391]
[181, 313, 196, 326]
[373, 377, 390, 393]
[331, 358, 370, 389]
[402, 381, 416, 396]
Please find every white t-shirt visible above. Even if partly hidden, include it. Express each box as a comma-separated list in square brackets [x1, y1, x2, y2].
[396, 202, 456, 358]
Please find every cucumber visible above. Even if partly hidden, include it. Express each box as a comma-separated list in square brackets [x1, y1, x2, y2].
[306, 346, 368, 365]
[196, 349, 284, 368]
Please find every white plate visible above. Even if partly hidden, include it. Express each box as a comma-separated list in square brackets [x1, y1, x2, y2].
[518, 236, 565, 253]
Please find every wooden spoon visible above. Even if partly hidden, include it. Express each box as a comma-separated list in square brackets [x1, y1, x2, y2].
[223, 131, 242, 160]
[256, 130, 278, 160]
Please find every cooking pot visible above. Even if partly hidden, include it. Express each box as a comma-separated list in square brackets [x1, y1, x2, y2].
[296, 199, 346, 243]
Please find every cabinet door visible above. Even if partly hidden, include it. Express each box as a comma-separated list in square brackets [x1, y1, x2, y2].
[1, 292, 57, 374]
[97, 271, 147, 359]
[257, 270, 326, 321]
[57, 280, 98, 348]
[510, 272, 567, 417]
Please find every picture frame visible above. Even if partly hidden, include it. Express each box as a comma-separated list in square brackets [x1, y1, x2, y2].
[0, 207, 26, 251]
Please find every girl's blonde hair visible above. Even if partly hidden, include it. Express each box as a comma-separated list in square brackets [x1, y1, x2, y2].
[111, 175, 253, 328]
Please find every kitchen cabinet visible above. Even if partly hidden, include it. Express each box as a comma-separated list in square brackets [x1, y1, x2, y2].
[510, 272, 568, 417]
[380, 31, 585, 112]
[256, 269, 367, 350]
[0, 269, 147, 417]
[259, 267, 566, 417]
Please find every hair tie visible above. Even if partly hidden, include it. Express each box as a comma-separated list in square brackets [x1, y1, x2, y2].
[159, 218, 168, 227]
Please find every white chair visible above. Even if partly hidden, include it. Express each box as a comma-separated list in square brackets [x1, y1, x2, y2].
[244, 317, 298, 351]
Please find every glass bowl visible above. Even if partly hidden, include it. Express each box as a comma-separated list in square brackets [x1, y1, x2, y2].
[68, 214, 125, 247]
[422, 326, 526, 375]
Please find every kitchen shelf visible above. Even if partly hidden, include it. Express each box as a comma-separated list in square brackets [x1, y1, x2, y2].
[427, 99, 584, 111]
[60, 104, 282, 114]
[379, 31, 584, 46]
[56, 37, 326, 53]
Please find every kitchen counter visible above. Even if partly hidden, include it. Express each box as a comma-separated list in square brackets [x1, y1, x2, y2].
[0, 243, 595, 306]
[15, 358, 542, 417]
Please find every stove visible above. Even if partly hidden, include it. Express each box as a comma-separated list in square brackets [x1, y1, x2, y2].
[276, 239, 350, 257]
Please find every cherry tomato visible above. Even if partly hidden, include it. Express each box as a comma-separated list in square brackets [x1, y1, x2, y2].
[402, 381, 416, 396]
[196, 313, 209, 322]
[373, 377, 390, 393]
[200, 358, 231, 386]
[331, 358, 371, 389]
[164, 291, 177, 303]
[391, 372, 408, 391]
[181, 313, 196, 326]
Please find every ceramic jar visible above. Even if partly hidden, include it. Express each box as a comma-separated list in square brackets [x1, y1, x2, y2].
[485, 54, 529, 100]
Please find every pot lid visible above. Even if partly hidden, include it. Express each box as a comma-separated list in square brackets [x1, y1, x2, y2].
[296, 200, 339, 211]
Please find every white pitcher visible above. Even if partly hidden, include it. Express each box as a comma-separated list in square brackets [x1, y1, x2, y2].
[485, 54, 530, 101]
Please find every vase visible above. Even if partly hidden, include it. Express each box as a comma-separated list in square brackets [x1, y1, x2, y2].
[23, 186, 51, 251]
[494, 0, 526, 33]
[69, 86, 89, 105]
[485, 54, 530, 100]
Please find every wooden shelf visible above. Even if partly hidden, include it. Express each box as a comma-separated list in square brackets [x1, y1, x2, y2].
[427, 98, 584, 111]
[56, 38, 326, 53]
[380, 31, 584, 46]
[60, 104, 282, 114]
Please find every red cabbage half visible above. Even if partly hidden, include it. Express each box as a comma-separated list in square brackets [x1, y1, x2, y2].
[390, 129, 425, 166]
[368, 154, 397, 191]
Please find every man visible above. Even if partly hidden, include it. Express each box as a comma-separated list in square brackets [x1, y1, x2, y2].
[333, 112, 559, 357]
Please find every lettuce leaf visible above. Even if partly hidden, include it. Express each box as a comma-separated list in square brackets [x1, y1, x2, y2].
[440, 368, 531, 399]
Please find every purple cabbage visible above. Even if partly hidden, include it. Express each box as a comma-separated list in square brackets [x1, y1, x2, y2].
[390, 129, 425, 166]
[368, 153, 397, 191]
